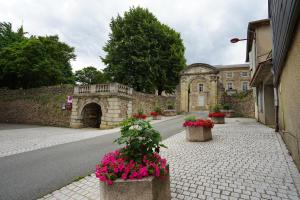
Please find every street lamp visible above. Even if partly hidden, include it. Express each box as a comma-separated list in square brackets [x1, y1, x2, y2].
[230, 38, 248, 43]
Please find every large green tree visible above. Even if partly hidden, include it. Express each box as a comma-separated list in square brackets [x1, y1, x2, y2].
[102, 7, 186, 95]
[75, 66, 107, 85]
[0, 22, 75, 89]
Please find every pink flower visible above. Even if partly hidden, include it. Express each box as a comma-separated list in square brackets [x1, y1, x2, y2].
[107, 180, 113, 185]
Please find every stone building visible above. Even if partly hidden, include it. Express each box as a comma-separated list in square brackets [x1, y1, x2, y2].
[178, 63, 250, 112]
[246, 19, 275, 126]
[269, 0, 300, 170]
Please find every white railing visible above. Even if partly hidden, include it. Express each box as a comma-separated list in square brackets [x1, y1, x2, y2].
[74, 83, 132, 96]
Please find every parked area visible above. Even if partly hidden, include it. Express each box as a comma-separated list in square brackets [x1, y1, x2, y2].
[40, 118, 300, 200]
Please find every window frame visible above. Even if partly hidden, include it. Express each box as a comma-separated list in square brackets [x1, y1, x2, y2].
[198, 83, 204, 92]
[227, 82, 233, 90]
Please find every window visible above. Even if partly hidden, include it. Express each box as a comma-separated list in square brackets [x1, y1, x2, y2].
[240, 71, 248, 77]
[227, 82, 233, 90]
[242, 82, 249, 91]
[199, 84, 204, 92]
[226, 72, 233, 78]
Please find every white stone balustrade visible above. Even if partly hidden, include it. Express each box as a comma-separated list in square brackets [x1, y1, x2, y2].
[74, 83, 132, 96]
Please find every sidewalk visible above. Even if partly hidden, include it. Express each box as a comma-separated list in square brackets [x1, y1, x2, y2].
[40, 118, 300, 200]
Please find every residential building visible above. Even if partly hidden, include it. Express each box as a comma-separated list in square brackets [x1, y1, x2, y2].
[269, 0, 300, 170]
[246, 19, 275, 126]
[178, 63, 250, 112]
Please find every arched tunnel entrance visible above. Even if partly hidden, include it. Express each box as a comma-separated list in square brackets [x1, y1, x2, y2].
[81, 103, 102, 128]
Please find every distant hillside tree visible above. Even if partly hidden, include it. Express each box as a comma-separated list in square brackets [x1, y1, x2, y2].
[75, 66, 107, 85]
[102, 7, 186, 95]
[0, 22, 75, 89]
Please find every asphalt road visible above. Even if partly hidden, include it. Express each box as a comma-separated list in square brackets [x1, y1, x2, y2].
[0, 116, 185, 200]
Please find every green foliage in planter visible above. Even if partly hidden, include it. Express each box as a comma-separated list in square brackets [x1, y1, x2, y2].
[137, 107, 144, 115]
[184, 115, 196, 122]
[114, 118, 167, 163]
[154, 106, 162, 114]
[212, 104, 221, 112]
[222, 103, 232, 110]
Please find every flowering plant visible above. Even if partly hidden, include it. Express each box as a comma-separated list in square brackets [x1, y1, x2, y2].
[96, 118, 168, 185]
[150, 111, 158, 117]
[208, 112, 226, 118]
[133, 114, 147, 119]
[96, 150, 168, 185]
[183, 119, 214, 128]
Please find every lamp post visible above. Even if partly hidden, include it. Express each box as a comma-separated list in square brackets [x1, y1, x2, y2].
[230, 38, 248, 43]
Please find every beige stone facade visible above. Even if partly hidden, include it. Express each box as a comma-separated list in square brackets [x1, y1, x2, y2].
[246, 19, 275, 126]
[277, 21, 300, 169]
[179, 63, 250, 112]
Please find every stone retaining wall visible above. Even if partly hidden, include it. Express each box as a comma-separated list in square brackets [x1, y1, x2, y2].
[0, 85, 73, 127]
[132, 91, 176, 115]
[223, 90, 255, 118]
[0, 85, 176, 127]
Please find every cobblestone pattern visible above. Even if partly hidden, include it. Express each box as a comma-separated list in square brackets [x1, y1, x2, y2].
[40, 118, 300, 200]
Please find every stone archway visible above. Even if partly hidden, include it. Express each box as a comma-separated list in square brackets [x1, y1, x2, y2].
[81, 102, 102, 128]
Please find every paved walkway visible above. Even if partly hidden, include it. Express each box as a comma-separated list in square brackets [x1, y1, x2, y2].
[0, 116, 178, 158]
[40, 118, 300, 200]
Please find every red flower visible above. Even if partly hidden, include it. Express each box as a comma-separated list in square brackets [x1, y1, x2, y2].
[183, 119, 214, 128]
[96, 149, 168, 185]
[150, 112, 158, 117]
[133, 114, 147, 119]
[208, 112, 226, 118]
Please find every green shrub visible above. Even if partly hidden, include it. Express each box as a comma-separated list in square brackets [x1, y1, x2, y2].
[222, 103, 231, 110]
[114, 118, 167, 163]
[212, 104, 221, 112]
[184, 115, 197, 122]
[137, 107, 144, 115]
[154, 106, 162, 114]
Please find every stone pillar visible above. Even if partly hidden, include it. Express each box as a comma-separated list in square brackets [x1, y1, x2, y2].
[209, 75, 219, 109]
[70, 97, 83, 128]
[127, 100, 132, 117]
[101, 97, 123, 129]
[180, 77, 189, 112]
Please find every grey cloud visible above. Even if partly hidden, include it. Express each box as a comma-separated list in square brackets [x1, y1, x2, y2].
[0, 0, 268, 71]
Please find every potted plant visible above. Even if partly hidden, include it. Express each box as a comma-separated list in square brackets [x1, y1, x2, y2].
[183, 116, 214, 142]
[220, 103, 235, 118]
[151, 106, 162, 120]
[209, 105, 225, 124]
[151, 111, 161, 120]
[96, 118, 171, 200]
[133, 108, 147, 119]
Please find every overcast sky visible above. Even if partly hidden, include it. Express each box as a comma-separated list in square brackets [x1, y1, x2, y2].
[0, 0, 268, 71]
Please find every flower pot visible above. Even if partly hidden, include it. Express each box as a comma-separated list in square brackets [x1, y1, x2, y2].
[185, 126, 212, 142]
[153, 115, 162, 120]
[163, 109, 176, 116]
[211, 116, 225, 124]
[99, 173, 171, 200]
[220, 109, 235, 118]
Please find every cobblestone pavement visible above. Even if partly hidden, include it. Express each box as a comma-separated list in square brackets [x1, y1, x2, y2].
[0, 116, 177, 158]
[40, 118, 300, 200]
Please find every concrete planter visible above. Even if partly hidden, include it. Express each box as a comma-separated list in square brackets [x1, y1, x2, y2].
[100, 173, 171, 200]
[153, 115, 162, 120]
[211, 116, 225, 124]
[163, 109, 176, 116]
[185, 126, 212, 142]
[220, 109, 235, 118]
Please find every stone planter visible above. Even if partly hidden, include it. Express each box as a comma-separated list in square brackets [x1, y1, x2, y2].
[100, 173, 171, 200]
[220, 109, 235, 118]
[163, 109, 176, 116]
[185, 126, 212, 142]
[153, 115, 162, 120]
[211, 116, 225, 124]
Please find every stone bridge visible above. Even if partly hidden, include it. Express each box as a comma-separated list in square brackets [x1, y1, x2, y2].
[70, 83, 133, 129]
